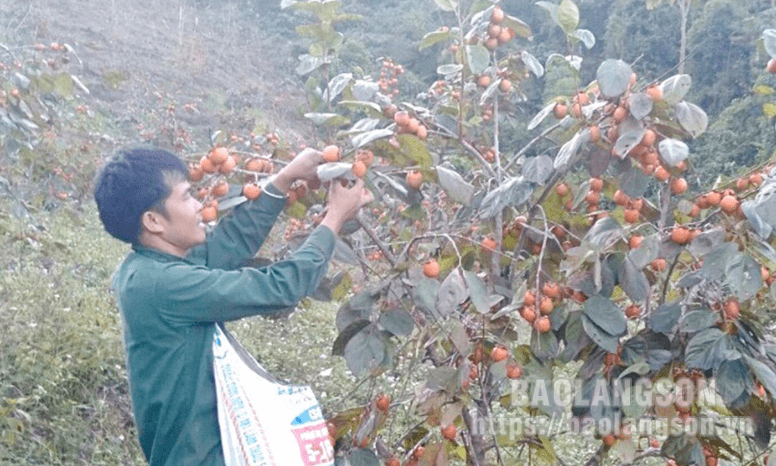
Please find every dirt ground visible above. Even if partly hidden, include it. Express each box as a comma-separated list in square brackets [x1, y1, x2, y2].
[0, 0, 310, 150]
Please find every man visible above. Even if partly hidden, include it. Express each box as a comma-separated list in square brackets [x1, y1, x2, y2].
[94, 146, 371, 465]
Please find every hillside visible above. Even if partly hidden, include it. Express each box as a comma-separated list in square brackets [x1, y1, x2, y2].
[1, 0, 310, 155]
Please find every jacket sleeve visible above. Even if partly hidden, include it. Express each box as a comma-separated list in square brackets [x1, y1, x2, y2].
[158, 225, 336, 324]
[186, 183, 287, 271]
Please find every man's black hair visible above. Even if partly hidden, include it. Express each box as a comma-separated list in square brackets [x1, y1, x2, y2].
[94, 146, 187, 244]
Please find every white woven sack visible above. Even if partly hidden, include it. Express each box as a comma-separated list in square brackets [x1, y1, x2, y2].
[213, 324, 335, 466]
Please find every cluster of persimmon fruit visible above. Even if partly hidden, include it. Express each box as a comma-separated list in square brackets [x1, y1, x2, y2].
[519, 283, 560, 334]
[479, 145, 498, 163]
[393, 110, 429, 140]
[189, 144, 308, 218]
[378, 59, 404, 96]
[476, 73, 512, 94]
[480, 6, 514, 51]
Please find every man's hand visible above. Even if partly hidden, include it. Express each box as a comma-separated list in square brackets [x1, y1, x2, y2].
[272, 148, 324, 194]
[321, 179, 374, 234]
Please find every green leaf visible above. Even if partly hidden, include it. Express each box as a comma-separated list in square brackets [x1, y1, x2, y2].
[688, 228, 726, 256]
[618, 256, 649, 303]
[326, 73, 353, 100]
[522, 155, 553, 184]
[336, 291, 375, 331]
[350, 128, 393, 148]
[450, 321, 471, 354]
[325, 31, 345, 51]
[427, 367, 458, 392]
[352, 80, 379, 101]
[479, 177, 533, 218]
[436, 166, 474, 205]
[553, 131, 583, 170]
[573, 28, 595, 49]
[344, 325, 385, 376]
[337, 100, 382, 115]
[628, 93, 653, 120]
[726, 253, 763, 301]
[745, 356, 776, 402]
[650, 302, 681, 334]
[396, 134, 434, 169]
[527, 102, 556, 131]
[469, 0, 490, 17]
[764, 103, 776, 119]
[699, 242, 738, 281]
[596, 59, 632, 98]
[419, 29, 452, 51]
[434, 0, 456, 12]
[581, 314, 620, 353]
[465, 45, 490, 75]
[612, 128, 646, 159]
[463, 271, 489, 314]
[535, 2, 558, 25]
[675, 101, 708, 138]
[662, 434, 705, 466]
[333, 320, 372, 356]
[502, 15, 533, 40]
[755, 84, 775, 95]
[531, 328, 560, 360]
[679, 310, 719, 333]
[436, 269, 468, 317]
[659, 74, 691, 105]
[379, 310, 415, 336]
[619, 167, 651, 198]
[295, 23, 326, 41]
[583, 295, 627, 336]
[685, 328, 734, 370]
[304, 112, 348, 127]
[296, 54, 326, 76]
[557, 0, 579, 34]
[317, 162, 353, 183]
[657, 138, 688, 167]
[627, 235, 659, 269]
[716, 359, 750, 404]
[764, 29, 776, 59]
[561, 312, 591, 361]
[437, 64, 463, 76]
[413, 278, 440, 318]
[309, 42, 325, 58]
[479, 78, 500, 105]
[521, 51, 544, 78]
[584, 216, 623, 250]
[349, 448, 380, 466]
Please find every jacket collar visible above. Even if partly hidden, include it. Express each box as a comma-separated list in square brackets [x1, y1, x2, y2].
[131, 244, 197, 264]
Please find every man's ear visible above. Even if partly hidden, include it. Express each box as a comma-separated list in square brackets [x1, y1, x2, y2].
[140, 210, 165, 235]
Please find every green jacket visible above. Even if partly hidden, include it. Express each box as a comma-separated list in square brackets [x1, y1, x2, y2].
[112, 185, 336, 465]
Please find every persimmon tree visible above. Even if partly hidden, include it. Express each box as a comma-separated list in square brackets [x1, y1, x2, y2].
[0, 41, 100, 206]
[186, 1, 776, 465]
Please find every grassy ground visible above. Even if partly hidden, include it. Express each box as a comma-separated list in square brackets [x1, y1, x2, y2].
[0, 200, 140, 464]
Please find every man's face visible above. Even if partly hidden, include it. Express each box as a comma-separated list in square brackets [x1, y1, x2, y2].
[152, 181, 206, 256]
